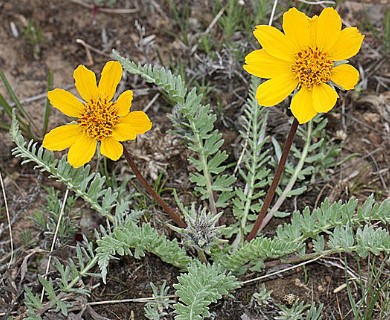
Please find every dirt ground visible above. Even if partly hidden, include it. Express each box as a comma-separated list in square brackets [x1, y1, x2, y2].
[0, 0, 389, 319]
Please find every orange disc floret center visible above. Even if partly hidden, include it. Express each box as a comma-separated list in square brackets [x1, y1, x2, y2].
[78, 97, 119, 140]
[291, 47, 333, 90]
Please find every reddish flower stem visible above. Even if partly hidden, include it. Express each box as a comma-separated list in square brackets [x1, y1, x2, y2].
[246, 118, 299, 241]
[123, 147, 186, 228]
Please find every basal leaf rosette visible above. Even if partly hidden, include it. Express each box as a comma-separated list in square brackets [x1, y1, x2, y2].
[244, 7, 364, 124]
[43, 61, 152, 167]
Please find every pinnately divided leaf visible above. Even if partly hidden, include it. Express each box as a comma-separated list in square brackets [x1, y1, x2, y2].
[96, 216, 192, 283]
[230, 77, 271, 243]
[218, 196, 390, 273]
[173, 261, 240, 320]
[220, 236, 302, 273]
[114, 51, 235, 211]
[276, 195, 390, 245]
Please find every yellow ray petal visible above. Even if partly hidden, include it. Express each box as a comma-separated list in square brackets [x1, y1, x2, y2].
[282, 8, 310, 50]
[112, 123, 136, 141]
[330, 27, 364, 61]
[98, 61, 122, 101]
[48, 89, 84, 117]
[312, 83, 338, 113]
[43, 124, 81, 151]
[100, 137, 123, 161]
[120, 111, 152, 134]
[331, 64, 359, 90]
[253, 26, 295, 62]
[255, 74, 298, 107]
[316, 7, 341, 52]
[309, 15, 318, 47]
[74, 65, 98, 102]
[290, 87, 318, 124]
[67, 134, 97, 168]
[243, 49, 292, 79]
[115, 90, 133, 116]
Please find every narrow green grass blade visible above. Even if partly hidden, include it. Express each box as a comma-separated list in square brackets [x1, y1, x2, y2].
[42, 70, 53, 136]
[0, 92, 29, 134]
[0, 93, 13, 117]
[0, 122, 10, 130]
[0, 69, 39, 132]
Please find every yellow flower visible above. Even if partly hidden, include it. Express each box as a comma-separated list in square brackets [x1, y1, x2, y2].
[43, 61, 152, 168]
[244, 7, 364, 124]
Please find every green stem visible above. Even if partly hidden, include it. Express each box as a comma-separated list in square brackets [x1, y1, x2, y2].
[192, 128, 218, 216]
[247, 118, 299, 241]
[259, 120, 313, 231]
[197, 249, 208, 264]
[42, 71, 53, 136]
[232, 109, 265, 249]
[36, 255, 100, 316]
[65, 255, 99, 290]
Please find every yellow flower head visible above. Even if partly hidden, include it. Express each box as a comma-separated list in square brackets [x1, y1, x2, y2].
[244, 7, 364, 124]
[43, 61, 152, 168]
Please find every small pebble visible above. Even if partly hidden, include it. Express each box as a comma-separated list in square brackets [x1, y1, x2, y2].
[10, 21, 19, 38]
